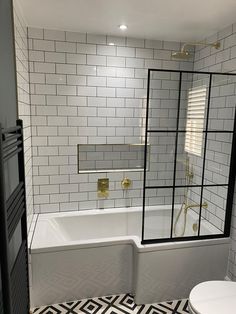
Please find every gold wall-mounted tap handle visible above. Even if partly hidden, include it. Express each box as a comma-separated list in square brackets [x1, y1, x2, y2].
[121, 177, 132, 189]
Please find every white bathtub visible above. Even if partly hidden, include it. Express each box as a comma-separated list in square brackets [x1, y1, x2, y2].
[30, 206, 230, 307]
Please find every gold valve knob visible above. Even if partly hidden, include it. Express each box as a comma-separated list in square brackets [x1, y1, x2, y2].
[121, 177, 132, 189]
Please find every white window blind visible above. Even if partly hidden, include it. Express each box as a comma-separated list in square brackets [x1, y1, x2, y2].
[184, 86, 207, 156]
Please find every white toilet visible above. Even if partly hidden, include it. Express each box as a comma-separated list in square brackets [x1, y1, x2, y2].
[188, 281, 236, 314]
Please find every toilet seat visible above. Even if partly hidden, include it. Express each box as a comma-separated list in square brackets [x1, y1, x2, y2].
[189, 281, 236, 314]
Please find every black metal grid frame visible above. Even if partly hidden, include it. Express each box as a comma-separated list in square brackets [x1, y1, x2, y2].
[142, 69, 236, 244]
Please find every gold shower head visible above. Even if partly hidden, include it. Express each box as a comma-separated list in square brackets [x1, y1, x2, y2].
[171, 41, 220, 60]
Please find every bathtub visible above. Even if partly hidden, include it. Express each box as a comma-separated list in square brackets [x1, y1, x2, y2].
[30, 206, 230, 307]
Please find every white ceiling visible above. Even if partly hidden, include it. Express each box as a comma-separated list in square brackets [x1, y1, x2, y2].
[18, 0, 236, 42]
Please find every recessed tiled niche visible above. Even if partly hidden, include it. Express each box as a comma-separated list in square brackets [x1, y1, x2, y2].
[78, 144, 148, 173]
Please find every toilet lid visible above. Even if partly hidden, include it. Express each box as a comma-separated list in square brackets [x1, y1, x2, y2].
[189, 281, 236, 314]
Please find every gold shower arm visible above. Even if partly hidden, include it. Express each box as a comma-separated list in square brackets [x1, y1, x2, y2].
[181, 41, 220, 52]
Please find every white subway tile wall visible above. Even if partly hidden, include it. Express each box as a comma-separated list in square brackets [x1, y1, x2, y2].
[193, 23, 236, 280]
[28, 27, 194, 214]
[13, 5, 34, 232]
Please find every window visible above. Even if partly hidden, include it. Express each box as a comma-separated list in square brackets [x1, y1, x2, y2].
[185, 86, 207, 156]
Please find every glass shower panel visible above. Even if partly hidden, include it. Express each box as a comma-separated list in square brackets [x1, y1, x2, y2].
[175, 131, 204, 186]
[200, 186, 226, 236]
[142, 69, 236, 244]
[173, 186, 201, 238]
[148, 71, 180, 130]
[208, 74, 236, 132]
[146, 132, 176, 187]
[143, 188, 173, 240]
[204, 132, 233, 185]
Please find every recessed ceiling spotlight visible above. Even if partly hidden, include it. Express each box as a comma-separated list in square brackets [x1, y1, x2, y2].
[119, 24, 128, 30]
[109, 42, 115, 46]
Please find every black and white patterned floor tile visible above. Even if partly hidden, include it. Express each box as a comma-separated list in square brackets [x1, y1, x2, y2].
[32, 294, 189, 314]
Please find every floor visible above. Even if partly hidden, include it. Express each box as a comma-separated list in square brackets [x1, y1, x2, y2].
[32, 294, 189, 314]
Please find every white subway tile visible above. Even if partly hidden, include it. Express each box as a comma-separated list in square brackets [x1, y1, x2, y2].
[67, 75, 86, 85]
[97, 45, 116, 56]
[126, 78, 143, 88]
[34, 194, 49, 204]
[37, 126, 58, 136]
[31, 116, 47, 125]
[136, 48, 153, 59]
[33, 156, 48, 166]
[126, 58, 144, 68]
[77, 43, 96, 54]
[97, 87, 115, 97]
[127, 38, 144, 48]
[30, 73, 45, 84]
[87, 55, 106, 66]
[44, 29, 65, 41]
[87, 76, 106, 86]
[29, 50, 44, 62]
[40, 203, 59, 213]
[77, 65, 96, 76]
[45, 52, 66, 63]
[48, 116, 68, 126]
[46, 74, 66, 84]
[97, 66, 116, 76]
[68, 96, 87, 106]
[50, 175, 69, 184]
[97, 127, 115, 136]
[34, 62, 55, 73]
[33, 39, 55, 51]
[145, 39, 163, 49]
[107, 36, 126, 46]
[48, 136, 68, 146]
[87, 97, 106, 107]
[88, 117, 106, 126]
[107, 56, 125, 67]
[33, 175, 50, 185]
[56, 63, 76, 74]
[57, 85, 76, 95]
[116, 88, 134, 97]
[49, 156, 69, 165]
[46, 95, 67, 106]
[38, 146, 58, 156]
[78, 127, 97, 136]
[107, 77, 125, 88]
[66, 53, 86, 64]
[87, 34, 106, 44]
[116, 68, 134, 78]
[32, 136, 48, 146]
[40, 184, 59, 194]
[55, 41, 76, 53]
[117, 47, 135, 57]
[77, 86, 96, 96]
[65, 31, 86, 43]
[107, 117, 124, 127]
[58, 106, 77, 116]
[98, 107, 115, 117]
[50, 193, 69, 203]
[38, 166, 58, 175]
[35, 84, 56, 95]
[68, 116, 88, 126]
[58, 126, 77, 136]
[28, 27, 44, 39]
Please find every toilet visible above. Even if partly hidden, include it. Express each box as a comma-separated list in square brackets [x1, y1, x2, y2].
[188, 281, 236, 314]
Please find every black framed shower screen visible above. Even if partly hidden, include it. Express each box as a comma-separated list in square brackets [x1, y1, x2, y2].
[142, 69, 236, 244]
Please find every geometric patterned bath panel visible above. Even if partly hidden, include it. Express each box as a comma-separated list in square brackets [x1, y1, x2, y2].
[32, 293, 189, 313]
